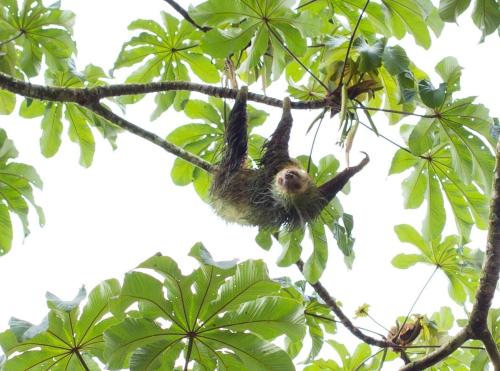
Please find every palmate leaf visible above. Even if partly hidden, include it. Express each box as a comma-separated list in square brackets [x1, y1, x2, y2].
[105, 244, 303, 370]
[18, 68, 119, 166]
[391, 57, 494, 242]
[0, 280, 121, 370]
[392, 144, 489, 242]
[0, 0, 75, 77]
[191, 0, 319, 81]
[392, 225, 482, 304]
[113, 12, 218, 110]
[0, 129, 43, 255]
[167, 97, 267, 198]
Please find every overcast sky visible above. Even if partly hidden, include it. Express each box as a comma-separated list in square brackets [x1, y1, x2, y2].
[0, 0, 499, 367]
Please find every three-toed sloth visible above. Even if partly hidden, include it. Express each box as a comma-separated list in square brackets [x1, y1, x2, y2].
[210, 86, 369, 230]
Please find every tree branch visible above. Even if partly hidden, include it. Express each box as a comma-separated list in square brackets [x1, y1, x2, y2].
[399, 328, 470, 371]
[480, 329, 500, 369]
[296, 259, 394, 348]
[0, 72, 329, 109]
[163, 0, 211, 32]
[86, 103, 214, 173]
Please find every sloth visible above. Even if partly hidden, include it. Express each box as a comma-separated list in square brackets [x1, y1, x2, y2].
[210, 86, 369, 230]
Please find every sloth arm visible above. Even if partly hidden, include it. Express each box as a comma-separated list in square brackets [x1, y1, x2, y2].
[260, 97, 293, 169]
[318, 153, 370, 202]
[220, 86, 249, 173]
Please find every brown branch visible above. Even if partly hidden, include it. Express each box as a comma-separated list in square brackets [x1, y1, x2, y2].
[0, 72, 329, 109]
[163, 0, 211, 32]
[296, 259, 394, 348]
[399, 328, 470, 371]
[480, 330, 500, 368]
[86, 103, 214, 173]
[469, 140, 500, 332]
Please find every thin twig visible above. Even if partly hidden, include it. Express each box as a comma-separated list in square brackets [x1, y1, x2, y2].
[353, 100, 437, 119]
[395, 267, 438, 340]
[266, 25, 329, 92]
[296, 0, 318, 10]
[86, 103, 214, 173]
[163, 0, 211, 32]
[358, 120, 414, 155]
[305, 312, 386, 338]
[338, 0, 370, 87]
[296, 259, 394, 348]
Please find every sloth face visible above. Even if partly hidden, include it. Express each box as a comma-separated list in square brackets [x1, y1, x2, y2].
[274, 167, 312, 194]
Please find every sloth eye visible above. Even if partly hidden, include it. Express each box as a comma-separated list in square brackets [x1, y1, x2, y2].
[285, 171, 298, 179]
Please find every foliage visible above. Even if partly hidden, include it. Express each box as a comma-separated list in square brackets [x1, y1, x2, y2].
[0, 128, 43, 255]
[0, 280, 120, 370]
[0, 0, 499, 369]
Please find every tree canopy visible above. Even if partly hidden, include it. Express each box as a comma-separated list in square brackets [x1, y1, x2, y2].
[0, 0, 499, 370]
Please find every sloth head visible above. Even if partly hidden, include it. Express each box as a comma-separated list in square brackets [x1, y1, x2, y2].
[273, 166, 316, 199]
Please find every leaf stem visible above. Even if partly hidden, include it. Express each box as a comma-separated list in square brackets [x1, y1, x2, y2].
[353, 101, 437, 119]
[74, 349, 90, 371]
[357, 120, 414, 155]
[0, 31, 23, 47]
[266, 25, 330, 92]
[395, 266, 438, 340]
[163, 0, 211, 32]
[339, 0, 370, 87]
[184, 335, 194, 371]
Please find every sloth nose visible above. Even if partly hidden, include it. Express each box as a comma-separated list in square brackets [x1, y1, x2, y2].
[285, 172, 296, 180]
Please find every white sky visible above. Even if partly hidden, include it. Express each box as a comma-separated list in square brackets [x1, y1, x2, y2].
[0, 0, 499, 369]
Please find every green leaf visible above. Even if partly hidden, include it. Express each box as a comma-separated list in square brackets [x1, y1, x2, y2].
[1, 282, 120, 370]
[65, 104, 95, 168]
[40, 103, 63, 158]
[255, 228, 273, 251]
[105, 252, 298, 370]
[355, 38, 386, 73]
[422, 167, 445, 241]
[382, 45, 410, 75]
[1, 0, 75, 77]
[209, 296, 305, 341]
[418, 80, 446, 108]
[277, 228, 304, 267]
[472, 0, 500, 41]
[181, 52, 219, 83]
[383, 0, 432, 48]
[203, 331, 295, 370]
[0, 130, 44, 249]
[0, 90, 15, 115]
[389, 149, 417, 174]
[201, 26, 257, 58]
[392, 253, 429, 269]
[439, 0, 472, 22]
[303, 221, 328, 283]
[0, 204, 12, 255]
